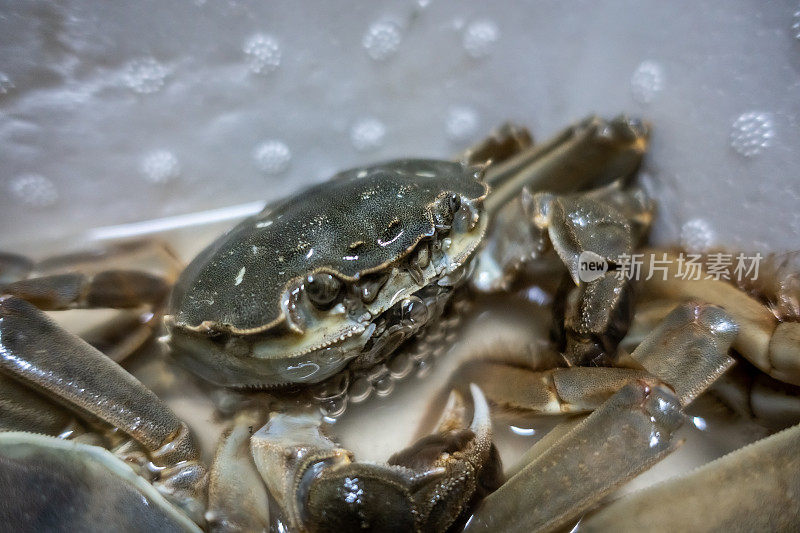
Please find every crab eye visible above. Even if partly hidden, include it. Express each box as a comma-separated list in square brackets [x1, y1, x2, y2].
[445, 193, 461, 214]
[434, 194, 462, 228]
[305, 273, 341, 308]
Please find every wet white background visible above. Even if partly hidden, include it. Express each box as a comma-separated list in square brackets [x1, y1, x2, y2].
[1, 0, 799, 255]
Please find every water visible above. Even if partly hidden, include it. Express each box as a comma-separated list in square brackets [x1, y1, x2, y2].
[33, 224, 789, 531]
[128, 277, 766, 531]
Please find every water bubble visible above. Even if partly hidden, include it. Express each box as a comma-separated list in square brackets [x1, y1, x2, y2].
[243, 33, 282, 74]
[349, 377, 373, 403]
[462, 20, 499, 58]
[415, 353, 435, 377]
[140, 150, 180, 184]
[350, 118, 386, 151]
[730, 112, 774, 157]
[445, 106, 479, 142]
[370, 366, 395, 397]
[680, 218, 716, 253]
[388, 352, 414, 379]
[417, 0, 431, 8]
[630, 61, 664, 104]
[793, 8, 800, 40]
[253, 140, 291, 174]
[7, 174, 59, 207]
[362, 21, 403, 61]
[123, 57, 168, 94]
[319, 397, 347, 419]
[0, 71, 14, 94]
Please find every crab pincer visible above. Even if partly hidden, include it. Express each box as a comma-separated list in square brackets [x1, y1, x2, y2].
[250, 384, 502, 533]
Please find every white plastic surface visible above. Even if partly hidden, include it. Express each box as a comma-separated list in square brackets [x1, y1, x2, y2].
[1, 0, 799, 254]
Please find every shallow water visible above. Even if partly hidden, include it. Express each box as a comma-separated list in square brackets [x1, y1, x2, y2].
[52, 229, 773, 530]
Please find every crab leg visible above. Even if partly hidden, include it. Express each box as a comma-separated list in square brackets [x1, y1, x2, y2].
[625, 298, 800, 428]
[627, 301, 738, 405]
[206, 409, 271, 532]
[0, 372, 80, 436]
[618, 299, 676, 352]
[1, 239, 183, 362]
[415, 363, 651, 436]
[463, 379, 684, 533]
[1, 268, 170, 363]
[504, 415, 586, 478]
[638, 251, 800, 386]
[0, 239, 182, 309]
[529, 183, 653, 364]
[1, 270, 169, 311]
[457, 302, 736, 531]
[578, 422, 800, 532]
[32, 238, 183, 282]
[460, 122, 534, 167]
[0, 295, 206, 522]
[482, 115, 649, 215]
[557, 273, 633, 364]
[706, 363, 800, 430]
[419, 302, 735, 439]
[0, 269, 171, 362]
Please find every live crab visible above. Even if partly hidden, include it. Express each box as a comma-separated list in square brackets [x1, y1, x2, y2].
[1, 116, 799, 532]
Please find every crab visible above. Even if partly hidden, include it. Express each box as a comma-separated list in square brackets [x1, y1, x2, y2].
[164, 115, 649, 415]
[1, 116, 799, 532]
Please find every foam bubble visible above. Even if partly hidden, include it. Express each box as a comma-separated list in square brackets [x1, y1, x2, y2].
[243, 33, 282, 75]
[254, 140, 291, 174]
[140, 150, 180, 184]
[0, 71, 14, 94]
[363, 21, 403, 61]
[462, 20, 499, 58]
[730, 112, 774, 157]
[350, 118, 386, 152]
[630, 61, 664, 104]
[680, 218, 716, 253]
[123, 57, 168, 94]
[8, 174, 59, 207]
[445, 106, 479, 142]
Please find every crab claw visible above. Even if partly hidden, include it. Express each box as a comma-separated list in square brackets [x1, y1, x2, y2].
[250, 384, 502, 533]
